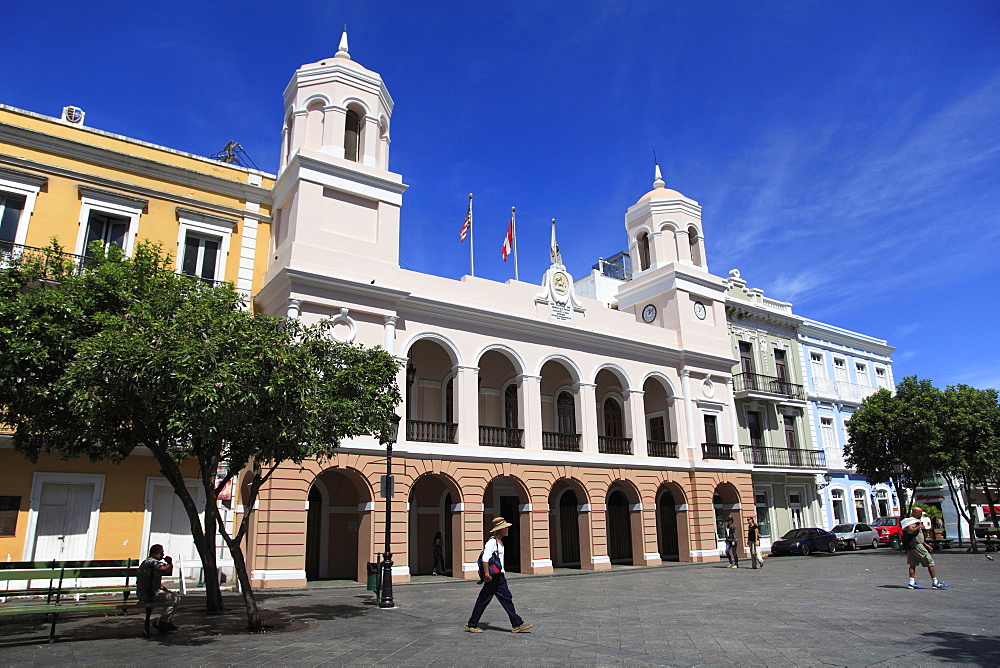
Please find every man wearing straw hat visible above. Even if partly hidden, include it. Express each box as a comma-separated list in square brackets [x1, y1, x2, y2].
[464, 517, 533, 633]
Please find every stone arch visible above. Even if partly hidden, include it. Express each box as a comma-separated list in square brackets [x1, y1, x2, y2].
[548, 477, 591, 568]
[340, 96, 373, 117]
[474, 343, 527, 375]
[306, 465, 374, 581]
[407, 471, 464, 577]
[536, 353, 583, 384]
[655, 480, 689, 562]
[403, 331, 463, 366]
[712, 480, 743, 549]
[657, 221, 680, 234]
[482, 474, 531, 573]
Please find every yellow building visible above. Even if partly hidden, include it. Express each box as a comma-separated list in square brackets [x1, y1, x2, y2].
[0, 103, 273, 578]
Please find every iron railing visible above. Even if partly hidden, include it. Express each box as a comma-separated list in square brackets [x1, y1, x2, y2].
[647, 440, 678, 458]
[406, 420, 457, 444]
[702, 443, 734, 460]
[0, 242, 87, 277]
[598, 436, 632, 455]
[733, 372, 804, 401]
[0, 242, 230, 287]
[740, 445, 826, 468]
[542, 432, 581, 452]
[479, 426, 523, 448]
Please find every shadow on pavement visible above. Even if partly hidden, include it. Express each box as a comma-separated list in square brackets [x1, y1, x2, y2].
[920, 630, 1000, 663]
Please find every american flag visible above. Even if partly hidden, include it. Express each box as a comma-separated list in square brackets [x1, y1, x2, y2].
[501, 217, 514, 261]
[460, 202, 472, 242]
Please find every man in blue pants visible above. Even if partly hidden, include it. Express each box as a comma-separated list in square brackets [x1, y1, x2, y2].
[464, 517, 532, 633]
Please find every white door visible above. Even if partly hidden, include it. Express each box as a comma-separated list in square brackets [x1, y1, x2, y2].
[146, 481, 205, 589]
[33, 483, 95, 561]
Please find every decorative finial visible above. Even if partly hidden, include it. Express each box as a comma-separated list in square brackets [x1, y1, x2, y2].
[550, 218, 563, 266]
[337, 26, 351, 60]
[653, 151, 665, 189]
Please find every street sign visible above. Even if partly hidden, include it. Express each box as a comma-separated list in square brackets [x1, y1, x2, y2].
[380, 475, 395, 499]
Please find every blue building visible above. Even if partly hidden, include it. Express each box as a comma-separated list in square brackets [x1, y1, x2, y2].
[798, 319, 897, 528]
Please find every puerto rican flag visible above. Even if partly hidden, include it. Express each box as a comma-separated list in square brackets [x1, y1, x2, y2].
[501, 217, 514, 261]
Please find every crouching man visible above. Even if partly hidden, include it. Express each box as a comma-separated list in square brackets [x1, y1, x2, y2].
[137, 544, 181, 631]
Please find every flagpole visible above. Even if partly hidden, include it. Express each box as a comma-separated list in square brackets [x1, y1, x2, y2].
[468, 193, 475, 277]
[511, 206, 519, 281]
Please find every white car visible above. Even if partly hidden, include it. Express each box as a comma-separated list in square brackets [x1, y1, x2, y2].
[830, 523, 880, 550]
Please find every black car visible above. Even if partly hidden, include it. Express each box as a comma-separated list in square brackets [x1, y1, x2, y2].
[769, 527, 838, 556]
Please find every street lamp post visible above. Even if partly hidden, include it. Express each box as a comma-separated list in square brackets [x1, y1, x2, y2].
[379, 413, 401, 609]
[892, 458, 906, 517]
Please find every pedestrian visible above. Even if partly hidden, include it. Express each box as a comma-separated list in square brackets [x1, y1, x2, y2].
[902, 506, 948, 590]
[136, 543, 181, 632]
[432, 531, 445, 575]
[724, 516, 739, 568]
[747, 517, 763, 569]
[464, 517, 532, 634]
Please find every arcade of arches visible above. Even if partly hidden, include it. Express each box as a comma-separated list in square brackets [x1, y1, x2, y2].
[246, 454, 751, 589]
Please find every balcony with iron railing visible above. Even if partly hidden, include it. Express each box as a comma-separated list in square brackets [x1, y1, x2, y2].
[740, 444, 826, 468]
[809, 377, 880, 404]
[702, 443, 735, 460]
[479, 426, 523, 448]
[542, 432, 581, 452]
[733, 372, 805, 402]
[647, 440, 678, 458]
[0, 242, 230, 287]
[407, 420, 457, 444]
[598, 435, 632, 455]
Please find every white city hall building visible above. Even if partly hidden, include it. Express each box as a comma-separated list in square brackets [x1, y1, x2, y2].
[246, 35, 755, 588]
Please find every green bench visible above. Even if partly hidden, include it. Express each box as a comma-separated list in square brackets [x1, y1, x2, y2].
[0, 559, 157, 642]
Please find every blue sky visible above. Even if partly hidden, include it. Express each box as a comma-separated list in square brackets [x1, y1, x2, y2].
[4, 1, 998, 390]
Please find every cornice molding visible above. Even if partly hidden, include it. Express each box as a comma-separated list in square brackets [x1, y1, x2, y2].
[0, 122, 272, 205]
[0, 153, 272, 223]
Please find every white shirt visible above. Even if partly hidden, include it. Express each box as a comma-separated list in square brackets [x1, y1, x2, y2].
[481, 536, 505, 572]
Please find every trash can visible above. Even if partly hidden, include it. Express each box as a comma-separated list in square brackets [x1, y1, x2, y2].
[891, 536, 901, 551]
[367, 559, 381, 592]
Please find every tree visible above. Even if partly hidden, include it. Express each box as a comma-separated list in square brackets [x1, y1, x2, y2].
[0, 242, 401, 629]
[845, 376, 942, 511]
[936, 384, 1000, 551]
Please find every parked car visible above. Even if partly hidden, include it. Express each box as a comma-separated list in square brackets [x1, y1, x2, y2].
[871, 516, 902, 545]
[830, 523, 880, 550]
[770, 528, 838, 556]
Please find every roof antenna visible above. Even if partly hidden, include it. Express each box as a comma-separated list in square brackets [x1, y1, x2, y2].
[653, 150, 664, 189]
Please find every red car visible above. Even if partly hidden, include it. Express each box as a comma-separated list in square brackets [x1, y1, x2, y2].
[872, 516, 902, 545]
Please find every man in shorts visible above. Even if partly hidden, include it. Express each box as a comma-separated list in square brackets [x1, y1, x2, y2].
[902, 506, 947, 590]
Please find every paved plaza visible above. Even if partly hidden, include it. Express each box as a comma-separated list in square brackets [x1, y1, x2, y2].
[2, 548, 999, 666]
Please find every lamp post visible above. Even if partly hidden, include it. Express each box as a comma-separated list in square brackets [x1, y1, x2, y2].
[892, 458, 906, 517]
[379, 413, 401, 609]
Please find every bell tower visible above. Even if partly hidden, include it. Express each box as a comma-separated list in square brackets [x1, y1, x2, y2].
[268, 30, 407, 279]
[614, 165, 727, 349]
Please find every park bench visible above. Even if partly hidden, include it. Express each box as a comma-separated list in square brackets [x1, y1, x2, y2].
[983, 538, 1000, 552]
[0, 559, 156, 642]
[928, 538, 953, 550]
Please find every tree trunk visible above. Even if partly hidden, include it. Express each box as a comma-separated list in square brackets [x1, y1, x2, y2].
[211, 494, 262, 631]
[152, 448, 225, 612]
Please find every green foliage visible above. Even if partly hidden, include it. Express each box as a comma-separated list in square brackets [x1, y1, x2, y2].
[0, 240, 401, 626]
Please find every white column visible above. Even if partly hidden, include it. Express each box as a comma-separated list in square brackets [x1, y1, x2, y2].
[518, 374, 542, 451]
[455, 365, 480, 446]
[382, 315, 397, 354]
[624, 389, 646, 456]
[725, 377, 745, 464]
[362, 116, 380, 168]
[395, 356, 409, 438]
[681, 370, 698, 459]
[290, 110, 308, 156]
[324, 107, 347, 157]
[576, 382, 599, 454]
[286, 298, 302, 319]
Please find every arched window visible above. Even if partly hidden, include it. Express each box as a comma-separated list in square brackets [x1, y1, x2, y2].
[688, 227, 701, 265]
[854, 489, 869, 523]
[504, 385, 518, 429]
[603, 398, 623, 437]
[637, 232, 651, 271]
[557, 391, 576, 434]
[344, 109, 361, 162]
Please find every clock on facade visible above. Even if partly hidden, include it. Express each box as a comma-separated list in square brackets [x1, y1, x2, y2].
[552, 271, 570, 296]
[642, 304, 657, 323]
[694, 301, 707, 320]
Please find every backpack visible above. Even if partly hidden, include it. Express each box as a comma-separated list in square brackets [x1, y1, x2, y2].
[476, 540, 503, 581]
